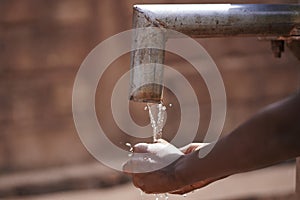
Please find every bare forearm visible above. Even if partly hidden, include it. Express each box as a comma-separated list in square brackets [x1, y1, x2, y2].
[176, 93, 300, 186]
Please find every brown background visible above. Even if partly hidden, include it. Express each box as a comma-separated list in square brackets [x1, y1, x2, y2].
[0, 0, 299, 176]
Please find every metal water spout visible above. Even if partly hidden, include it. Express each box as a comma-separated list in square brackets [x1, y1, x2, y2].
[129, 4, 300, 103]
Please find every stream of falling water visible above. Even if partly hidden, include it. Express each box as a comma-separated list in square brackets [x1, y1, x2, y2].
[147, 103, 167, 142]
[127, 102, 172, 200]
[146, 102, 168, 200]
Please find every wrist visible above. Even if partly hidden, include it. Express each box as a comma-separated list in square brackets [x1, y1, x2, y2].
[174, 153, 198, 187]
[174, 146, 213, 186]
[174, 155, 188, 187]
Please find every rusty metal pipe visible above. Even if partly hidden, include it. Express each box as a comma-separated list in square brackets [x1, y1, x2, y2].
[129, 4, 300, 102]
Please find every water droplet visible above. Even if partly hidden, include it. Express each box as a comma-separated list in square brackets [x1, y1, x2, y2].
[125, 142, 133, 153]
[164, 193, 169, 200]
[125, 142, 131, 147]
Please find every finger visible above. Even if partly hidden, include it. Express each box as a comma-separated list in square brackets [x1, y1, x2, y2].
[133, 140, 169, 153]
[179, 144, 198, 154]
[170, 179, 214, 195]
[133, 143, 149, 153]
[179, 143, 210, 154]
[123, 157, 145, 173]
[123, 156, 156, 173]
[132, 175, 147, 191]
[122, 159, 134, 173]
[156, 139, 168, 144]
[170, 185, 194, 195]
[181, 146, 198, 154]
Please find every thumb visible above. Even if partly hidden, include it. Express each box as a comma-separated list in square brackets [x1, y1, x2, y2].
[133, 140, 169, 153]
[155, 139, 169, 144]
[133, 143, 149, 153]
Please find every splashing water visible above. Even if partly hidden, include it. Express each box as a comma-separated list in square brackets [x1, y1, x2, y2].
[154, 194, 169, 200]
[125, 142, 133, 157]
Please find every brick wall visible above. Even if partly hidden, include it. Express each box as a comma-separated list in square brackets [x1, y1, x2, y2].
[0, 0, 98, 172]
[0, 0, 299, 173]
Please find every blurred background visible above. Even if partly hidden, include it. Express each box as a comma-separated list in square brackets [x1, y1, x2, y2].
[0, 0, 299, 199]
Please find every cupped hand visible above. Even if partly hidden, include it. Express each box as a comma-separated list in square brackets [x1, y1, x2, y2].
[123, 140, 224, 194]
[123, 139, 185, 193]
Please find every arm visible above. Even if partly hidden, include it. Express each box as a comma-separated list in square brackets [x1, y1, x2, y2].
[175, 92, 300, 189]
[124, 93, 300, 194]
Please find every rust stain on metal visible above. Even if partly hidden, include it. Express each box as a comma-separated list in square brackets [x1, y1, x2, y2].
[155, 18, 167, 28]
[129, 84, 163, 103]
